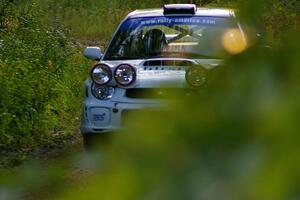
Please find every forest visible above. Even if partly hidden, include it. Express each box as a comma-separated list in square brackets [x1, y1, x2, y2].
[0, 0, 300, 199]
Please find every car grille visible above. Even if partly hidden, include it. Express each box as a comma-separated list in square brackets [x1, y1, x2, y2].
[125, 88, 196, 99]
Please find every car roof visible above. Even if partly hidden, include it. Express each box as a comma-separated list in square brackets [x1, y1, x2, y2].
[128, 7, 235, 19]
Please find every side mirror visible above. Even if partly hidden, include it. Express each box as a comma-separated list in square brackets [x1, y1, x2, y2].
[83, 47, 102, 60]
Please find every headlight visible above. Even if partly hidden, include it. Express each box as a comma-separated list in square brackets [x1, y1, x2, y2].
[92, 84, 114, 100]
[114, 64, 136, 86]
[91, 64, 112, 85]
[185, 66, 207, 87]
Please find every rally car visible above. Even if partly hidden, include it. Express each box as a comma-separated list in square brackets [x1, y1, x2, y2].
[81, 4, 248, 145]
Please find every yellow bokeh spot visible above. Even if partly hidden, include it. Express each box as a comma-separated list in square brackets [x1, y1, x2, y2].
[222, 28, 248, 55]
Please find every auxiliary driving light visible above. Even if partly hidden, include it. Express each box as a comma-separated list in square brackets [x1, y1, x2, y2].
[114, 64, 137, 86]
[185, 66, 207, 87]
[91, 64, 112, 85]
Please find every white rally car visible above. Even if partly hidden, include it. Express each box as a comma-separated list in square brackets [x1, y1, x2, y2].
[81, 4, 247, 144]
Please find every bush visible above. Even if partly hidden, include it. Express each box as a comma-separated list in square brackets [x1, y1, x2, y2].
[0, 1, 87, 147]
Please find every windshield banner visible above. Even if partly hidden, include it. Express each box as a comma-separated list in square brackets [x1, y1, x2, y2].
[120, 16, 231, 30]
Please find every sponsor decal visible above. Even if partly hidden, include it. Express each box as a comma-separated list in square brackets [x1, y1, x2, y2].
[121, 16, 230, 30]
[140, 18, 216, 26]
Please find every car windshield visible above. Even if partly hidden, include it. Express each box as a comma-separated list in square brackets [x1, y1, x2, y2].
[104, 16, 244, 60]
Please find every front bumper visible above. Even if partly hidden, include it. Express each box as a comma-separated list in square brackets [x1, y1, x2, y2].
[80, 96, 164, 134]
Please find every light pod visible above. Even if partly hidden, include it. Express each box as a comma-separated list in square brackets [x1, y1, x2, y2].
[91, 64, 112, 85]
[185, 66, 207, 87]
[114, 64, 137, 86]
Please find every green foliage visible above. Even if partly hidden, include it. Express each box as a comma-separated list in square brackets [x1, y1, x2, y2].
[264, 0, 300, 38]
[37, 0, 239, 44]
[1, 0, 300, 199]
[0, 1, 87, 147]
[31, 0, 300, 47]
[237, 0, 300, 41]
[59, 31, 300, 200]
